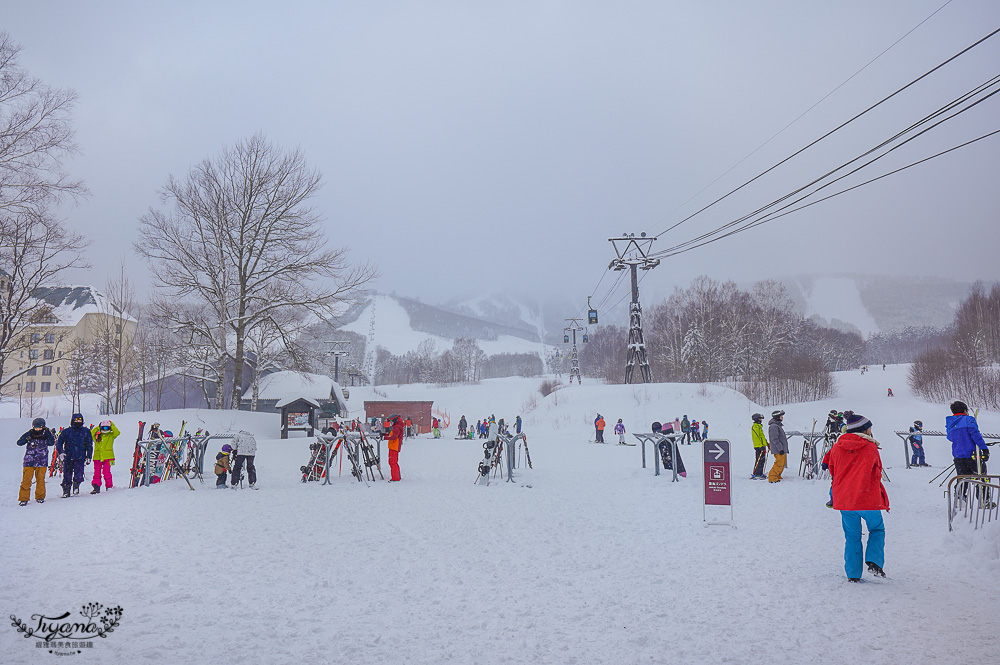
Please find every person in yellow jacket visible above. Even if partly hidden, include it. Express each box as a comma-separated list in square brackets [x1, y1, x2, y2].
[90, 420, 120, 493]
[750, 413, 768, 479]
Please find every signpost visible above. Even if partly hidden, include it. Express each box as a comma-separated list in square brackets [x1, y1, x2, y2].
[703, 439, 734, 525]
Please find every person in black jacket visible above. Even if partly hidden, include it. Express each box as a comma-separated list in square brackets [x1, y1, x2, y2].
[55, 413, 94, 497]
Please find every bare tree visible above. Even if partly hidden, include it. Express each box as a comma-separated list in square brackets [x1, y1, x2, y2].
[136, 133, 376, 409]
[0, 33, 89, 396]
[0, 33, 86, 217]
[89, 265, 139, 414]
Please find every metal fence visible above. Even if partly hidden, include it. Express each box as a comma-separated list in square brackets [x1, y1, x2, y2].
[945, 474, 999, 531]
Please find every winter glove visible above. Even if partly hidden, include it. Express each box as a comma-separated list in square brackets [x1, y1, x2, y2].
[85, 458, 92, 465]
[111, 460, 115, 466]
[821, 462, 829, 471]
[981, 448, 990, 462]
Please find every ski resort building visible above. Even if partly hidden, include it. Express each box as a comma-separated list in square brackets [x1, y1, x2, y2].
[364, 400, 434, 433]
[1, 285, 137, 413]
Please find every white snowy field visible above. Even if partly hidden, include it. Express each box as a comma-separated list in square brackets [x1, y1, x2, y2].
[1, 366, 999, 664]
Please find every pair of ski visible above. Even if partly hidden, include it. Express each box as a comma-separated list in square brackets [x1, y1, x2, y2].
[128, 421, 194, 491]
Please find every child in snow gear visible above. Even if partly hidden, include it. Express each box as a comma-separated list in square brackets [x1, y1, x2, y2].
[750, 414, 768, 479]
[595, 415, 606, 443]
[90, 420, 120, 493]
[386, 414, 404, 481]
[17, 417, 54, 504]
[701, 420, 708, 441]
[681, 415, 691, 444]
[215, 445, 232, 488]
[908, 421, 927, 467]
[230, 431, 258, 488]
[767, 410, 788, 482]
[615, 419, 626, 444]
[824, 412, 889, 581]
[56, 414, 93, 497]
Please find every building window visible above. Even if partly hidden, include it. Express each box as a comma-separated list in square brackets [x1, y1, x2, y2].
[56, 367, 60, 374]
[28, 350, 38, 360]
[42, 366, 52, 376]
[116, 324, 122, 334]
[45, 333, 55, 343]
[40, 382, 51, 392]
[58, 351, 63, 358]
[25, 381, 35, 392]
[30, 333, 41, 343]
[27, 367, 37, 376]
[43, 349, 54, 360]
[55, 383, 60, 390]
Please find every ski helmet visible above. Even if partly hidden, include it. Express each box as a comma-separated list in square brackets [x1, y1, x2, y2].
[222, 444, 232, 453]
[32, 417, 46, 428]
[771, 410, 785, 419]
[752, 413, 763, 423]
[913, 420, 923, 428]
[152, 422, 160, 428]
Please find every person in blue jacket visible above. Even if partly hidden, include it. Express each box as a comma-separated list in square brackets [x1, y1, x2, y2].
[946, 401, 988, 477]
[908, 420, 927, 467]
[55, 413, 94, 497]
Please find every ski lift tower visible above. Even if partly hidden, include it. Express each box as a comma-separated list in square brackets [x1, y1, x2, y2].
[563, 318, 587, 385]
[608, 233, 659, 384]
[324, 340, 352, 384]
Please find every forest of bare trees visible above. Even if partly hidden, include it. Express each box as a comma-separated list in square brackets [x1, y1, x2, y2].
[580, 277, 866, 404]
[910, 282, 1000, 409]
[373, 338, 542, 386]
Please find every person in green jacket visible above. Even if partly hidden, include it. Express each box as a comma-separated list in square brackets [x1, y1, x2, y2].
[750, 413, 768, 479]
[90, 420, 120, 493]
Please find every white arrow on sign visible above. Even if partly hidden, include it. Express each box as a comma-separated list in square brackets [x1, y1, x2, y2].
[711, 442, 726, 460]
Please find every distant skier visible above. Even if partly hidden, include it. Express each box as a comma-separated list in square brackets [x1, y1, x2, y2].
[90, 420, 119, 494]
[615, 419, 626, 445]
[515, 415, 522, 435]
[750, 414, 768, 479]
[701, 420, 708, 441]
[595, 414, 606, 443]
[882, 363, 886, 371]
[458, 416, 468, 437]
[887, 388, 894, 397]
[55, 414, 93, 498]
[432, 417, 441, 438]
[681, 415, 691, 445]
[17, 417, 54, 505]
[767, 410, 788, 483]
[908, 421, 927, 467]
[690, 420, 700, 442]
[825, 411, 889, 582]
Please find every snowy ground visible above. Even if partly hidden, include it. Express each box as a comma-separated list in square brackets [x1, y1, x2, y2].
[1, 365, 998, 664]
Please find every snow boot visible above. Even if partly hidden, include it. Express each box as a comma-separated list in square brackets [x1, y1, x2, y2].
[36, 498, 44, 504]
[848, 578, 861, 583]
[19, 501, 27, 506]
[72, 484, 80, 495]
[825, 500, 834, 509]
[90, 485, 101, 495]
[866, 562, 886, 578]
[61, 488, 70, 498]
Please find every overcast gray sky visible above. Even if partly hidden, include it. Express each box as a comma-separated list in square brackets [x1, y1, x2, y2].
[4, 0, 999, 314]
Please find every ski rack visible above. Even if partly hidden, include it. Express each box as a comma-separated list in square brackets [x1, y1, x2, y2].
[893, 429, 1000, 470]
[786, 430, 826, 480]
[945, 474, 999, 531]
[475, 430, 530, 485]
[133, 434, 236, 489]
[303, 431, 382, 486]
[633, 433, 683, 482]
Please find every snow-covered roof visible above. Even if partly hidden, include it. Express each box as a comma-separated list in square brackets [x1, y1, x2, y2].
[274, 395, 322, 409]
[258, 371, 348, 412]
[30, 285, 138, 327]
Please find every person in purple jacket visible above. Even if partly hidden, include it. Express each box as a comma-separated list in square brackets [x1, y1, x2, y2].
[17, 417, 55, 505]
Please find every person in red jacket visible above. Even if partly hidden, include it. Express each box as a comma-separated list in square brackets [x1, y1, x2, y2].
[386, 414, 405, 482]
[824, 411, 890, 582]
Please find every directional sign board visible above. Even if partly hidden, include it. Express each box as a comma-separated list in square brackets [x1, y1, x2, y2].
[703, 439, 731, 507]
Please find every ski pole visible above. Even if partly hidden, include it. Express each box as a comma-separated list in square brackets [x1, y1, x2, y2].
[931, 463, 955, 485]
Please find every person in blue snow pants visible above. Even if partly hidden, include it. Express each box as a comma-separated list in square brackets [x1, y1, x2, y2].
[841, 511, 885, 579]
